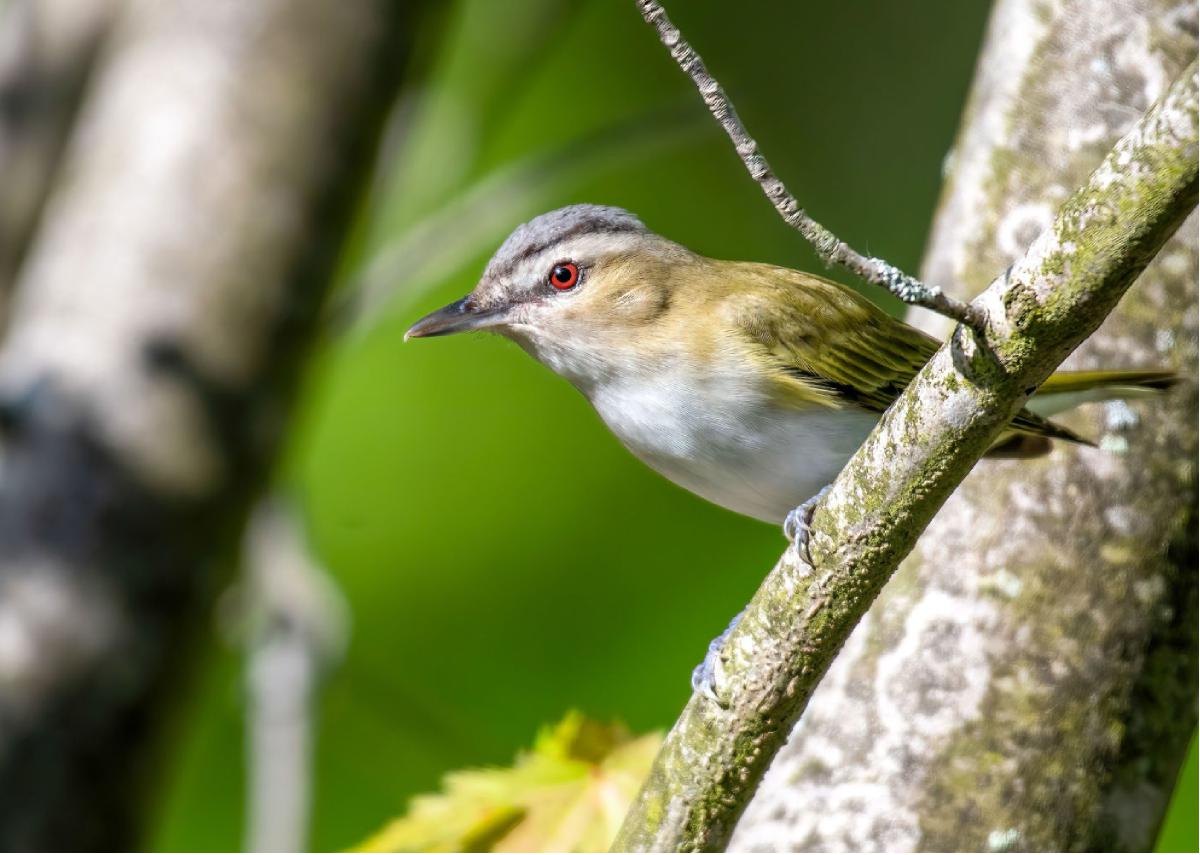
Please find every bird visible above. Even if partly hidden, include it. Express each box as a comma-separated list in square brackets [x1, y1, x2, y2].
[406, 204, 1175, 699]
[406, 204, 1175, 526]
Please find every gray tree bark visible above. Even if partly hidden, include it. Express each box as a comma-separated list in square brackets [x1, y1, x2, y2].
[732, 1, 1198, 851]
[0, 0, 421, 848]
[0, 0, 121, 316]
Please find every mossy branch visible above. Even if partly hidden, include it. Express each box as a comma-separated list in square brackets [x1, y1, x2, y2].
[613, 58, 1198, 853]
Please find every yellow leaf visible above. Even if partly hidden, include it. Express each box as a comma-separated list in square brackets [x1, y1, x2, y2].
[355, 711, 661, 852]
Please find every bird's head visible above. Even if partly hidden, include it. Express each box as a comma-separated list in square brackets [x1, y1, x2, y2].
[405, 204, 693, 387]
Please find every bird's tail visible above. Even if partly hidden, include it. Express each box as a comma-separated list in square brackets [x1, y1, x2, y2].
[1026, 369, 1179, 418]
[987, 369, 1178, 458]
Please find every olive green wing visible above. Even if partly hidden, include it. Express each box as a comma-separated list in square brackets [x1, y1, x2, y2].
[731, 265, 1090, 447]
[732, 267, 939, 412]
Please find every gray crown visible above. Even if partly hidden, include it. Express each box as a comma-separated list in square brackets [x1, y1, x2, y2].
[485, 204, 647, 279]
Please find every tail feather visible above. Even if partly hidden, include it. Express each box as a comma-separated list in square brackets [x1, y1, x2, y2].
[1009, 408, 1095, 446]
[1026, 369, 1179, 420]
[1036, 369, 1178, 395]
[991, 368, 1178, 457]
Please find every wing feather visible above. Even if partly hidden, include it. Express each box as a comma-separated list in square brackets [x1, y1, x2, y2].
[730, 266, 937, 412]
[726, 264, 1091, 444]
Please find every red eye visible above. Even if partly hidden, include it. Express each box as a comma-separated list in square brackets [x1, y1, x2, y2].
[549, 262, 579, 290]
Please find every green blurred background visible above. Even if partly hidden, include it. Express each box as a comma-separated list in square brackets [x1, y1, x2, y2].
[147, 0, 1197, 850]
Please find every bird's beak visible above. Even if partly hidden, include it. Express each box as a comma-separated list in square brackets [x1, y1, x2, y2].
[404, 297, 507, 341]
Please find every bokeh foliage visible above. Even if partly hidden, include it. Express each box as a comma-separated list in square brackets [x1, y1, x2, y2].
[146, 0, 1196, 850]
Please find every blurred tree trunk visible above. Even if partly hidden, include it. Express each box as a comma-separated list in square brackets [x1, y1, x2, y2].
[733, 0, 1198, 851]
[0, 0, 422, 849]
[0, 0, 120, 317]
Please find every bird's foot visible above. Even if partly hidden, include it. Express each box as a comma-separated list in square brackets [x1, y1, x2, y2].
[691, 608, 744, 707]
[783, 484, 832, 566]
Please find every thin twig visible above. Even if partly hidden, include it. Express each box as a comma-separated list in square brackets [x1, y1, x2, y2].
[242, 501, 349, 853]
[635, 0, 988, 336]
[612, 58, 1198, 853]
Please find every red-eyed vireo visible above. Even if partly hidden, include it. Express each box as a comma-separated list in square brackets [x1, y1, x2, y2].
[407, 204, 1175, 529]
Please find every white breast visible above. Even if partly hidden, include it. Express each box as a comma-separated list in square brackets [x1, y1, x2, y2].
[588, 369, 878, 524]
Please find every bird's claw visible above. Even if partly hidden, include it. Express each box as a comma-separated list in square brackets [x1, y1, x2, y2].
[784, 484, 832, 566]
[690, 608, 744, 707]
[690, 487, 832, 705]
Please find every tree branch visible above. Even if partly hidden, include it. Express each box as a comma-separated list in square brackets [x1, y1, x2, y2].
[634, 0, 988, 336]
[613, 57, 1198, 853]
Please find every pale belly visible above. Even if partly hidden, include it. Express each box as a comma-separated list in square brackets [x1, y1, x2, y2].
[589, 378, 879, 524]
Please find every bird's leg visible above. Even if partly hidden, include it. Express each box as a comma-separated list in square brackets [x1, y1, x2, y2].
[691, 608, 744, 707]
[783, 484, 832, 566]
[692, 486, 834, 705]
